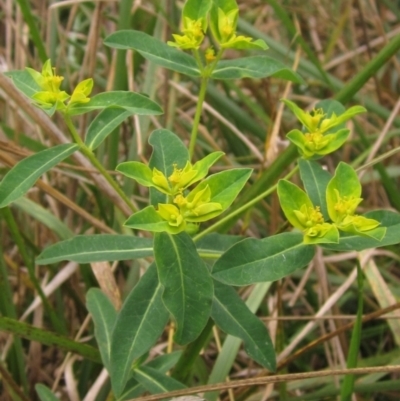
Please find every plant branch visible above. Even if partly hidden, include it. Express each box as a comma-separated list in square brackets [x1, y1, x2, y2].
[194, 165, 299, 242]
[63, 114, 136, 212]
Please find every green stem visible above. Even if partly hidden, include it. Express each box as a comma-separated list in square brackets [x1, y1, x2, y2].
[171, 319, 214, 383]
[188, 49, 224, 159]
[340, 261, 364, 401]
[0, 316, 102, 364]
[63, 114, 136, 212]
[193, 165, 299, 242]
[188, 76, 209, 159]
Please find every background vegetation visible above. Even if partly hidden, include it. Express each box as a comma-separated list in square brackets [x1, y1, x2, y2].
[1, 0, 400, 400]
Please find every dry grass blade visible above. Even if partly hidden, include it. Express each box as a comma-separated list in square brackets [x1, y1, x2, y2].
[129, 366, 400, 401]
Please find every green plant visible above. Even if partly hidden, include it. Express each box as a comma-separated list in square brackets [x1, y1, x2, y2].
[1, 1, 400, 400]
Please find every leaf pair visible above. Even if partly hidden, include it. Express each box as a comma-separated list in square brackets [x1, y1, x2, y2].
[103, 30, 303, 83]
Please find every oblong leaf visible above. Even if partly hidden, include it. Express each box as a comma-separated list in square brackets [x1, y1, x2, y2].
[212, 280, 276, 371]
[124, 206, 182, 234]
[212, 232, 315, 285]
[110, 263, 169, 397]
[0, 143, 78, 208]
[36, 384, 60, 401]
[196, 233, 243, 259]
[326, 162, 361, 222]
[85, 108, 134, 150]
[116, 161, 154, 187]
[211, 56, 304, 83]
[132, 366, 186, 394]
[86, 288, 117, 371]
[154, 232, 214, 345]
[299, 159, 332, 219]
[67, 91, 163, 116]
[119, 352, 183, 400]
[187, 168, 252, 212]
[183, 0, 213, 24]
[149, 129, 189, 205]
[104, 30, 201, 77]
[36, 235, 153, 264]
[6, 70, 41, 98]
[277, 179, 313, 230]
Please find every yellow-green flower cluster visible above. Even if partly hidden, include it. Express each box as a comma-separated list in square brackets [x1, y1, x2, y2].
[293, 205, 333, 241]
[151, 162, 222, 232]
[278, 162, 386, 245]
[168, 17, 205, 50]
[167, 2, 267, 52]
[282, 99, 366, 159]
[328, 190, 380, 235]
[26, 60, 93, 112]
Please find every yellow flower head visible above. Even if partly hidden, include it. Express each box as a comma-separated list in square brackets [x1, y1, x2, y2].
[69, 78, 93, 106]
[168, 17, 205, 50]
[152, 168, 171, 193]
[157, 204, 185, 228]
[26, 60, 69, 109]
[168, 162, 198, 190]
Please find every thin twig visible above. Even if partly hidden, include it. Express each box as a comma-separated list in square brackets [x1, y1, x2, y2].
[129, 366, 400, 401]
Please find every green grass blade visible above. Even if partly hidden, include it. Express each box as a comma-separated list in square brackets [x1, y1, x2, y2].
[15, 0, 48, 62]
[0, 316, 101, 363]
[335, 34, 400, 104]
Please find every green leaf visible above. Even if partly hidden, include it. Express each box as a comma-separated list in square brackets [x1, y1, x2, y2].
[188, 168, 252, 213]
[212, 56, 303, 83]
[86, 288, 117, 371]
[196, 233, 243, 259]
[36, 384, 60, 401]
[191, 151, 224, 182]
[326, 162, 361, 222]
[299, 159, 332, 219]
[13, 197, 73, 240]
[36, 235, 153, 264]
[183, 0, 212, 29]
[67, 91, 163, 116]
[210, 0, 238, 42]
[148, 129, 189, 205]
[119, 352, 183, 400]
[85, 108, 134, 150]
[212, 280, 276, 371]
[110, 263, 169, 398]
[212, 232, 315, 285]
[132, 366, 186, 394]
[6, 69, 41, 98]
[154, 232, 213, 345]
[323, 210, 399, 251]
[104, 30, 201, 77]
[315, 128, 350, 155]
[0, 143, 79, 208]
[116, 162, 154, 188]
[277, 179, 314, 230]
[124, 206, 183, 234]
